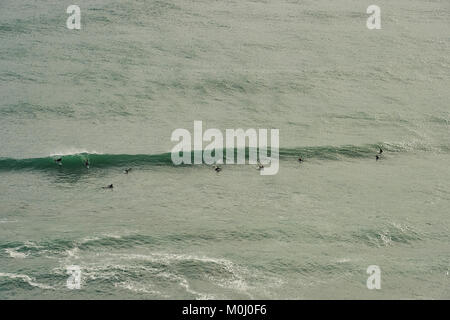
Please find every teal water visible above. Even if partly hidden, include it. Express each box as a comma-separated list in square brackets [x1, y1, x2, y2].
[0, 0, 449, 299]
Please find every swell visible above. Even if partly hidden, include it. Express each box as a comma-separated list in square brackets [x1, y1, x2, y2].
[0, 142, 424, 172]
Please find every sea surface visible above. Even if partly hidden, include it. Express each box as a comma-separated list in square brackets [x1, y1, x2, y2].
[0, 0, 449, 299]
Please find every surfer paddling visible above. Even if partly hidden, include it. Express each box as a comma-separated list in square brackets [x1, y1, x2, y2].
[257, 161, 264, 171]
[102, 184, 113, 189]
[124, 168, 132, 174]
[375, 147, 383, 161]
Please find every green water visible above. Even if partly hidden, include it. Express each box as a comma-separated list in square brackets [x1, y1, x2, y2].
[0, 0, 449, 299]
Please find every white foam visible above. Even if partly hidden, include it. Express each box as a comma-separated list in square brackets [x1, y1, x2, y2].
[107, 252, 250, 298]
[64, 236, 102, 260]
[23, 241, 42, 249]
[49, 148, 102, 157]
[336, 258, 351, 263]
[0, 219, 17, 224]
[5, 248, 28, 259]
[379, 233, 392, 246]
[0, 272, 53, 289]
[114, 281, 163, 296]
[58, 250, 252, 299]
[65, 247, 79, 258]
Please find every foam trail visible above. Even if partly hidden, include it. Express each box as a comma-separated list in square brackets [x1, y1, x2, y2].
[5, 248, 28, 259]
[0, 272, 54, 289]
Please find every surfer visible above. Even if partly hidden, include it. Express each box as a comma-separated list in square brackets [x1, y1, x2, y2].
[376, 155, 380, 161]
[379, 148, 383, 154]
[257, 161, 264, 170]
[213, 165, 222, 172]
[55, 158, 62, 166]
[124, 168, 132, 174]
[84, 160, 90, 169]
[298, 157, 303, 163]
[102, 184, 113, 189]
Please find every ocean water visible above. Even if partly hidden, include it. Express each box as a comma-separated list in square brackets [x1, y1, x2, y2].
[0, 0, 449, 299]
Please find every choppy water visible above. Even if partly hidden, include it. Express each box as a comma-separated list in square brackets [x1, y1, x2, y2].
[0, 0, 449, 299]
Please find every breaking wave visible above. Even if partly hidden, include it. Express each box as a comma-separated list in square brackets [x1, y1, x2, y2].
[0, 142, 434, 172]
